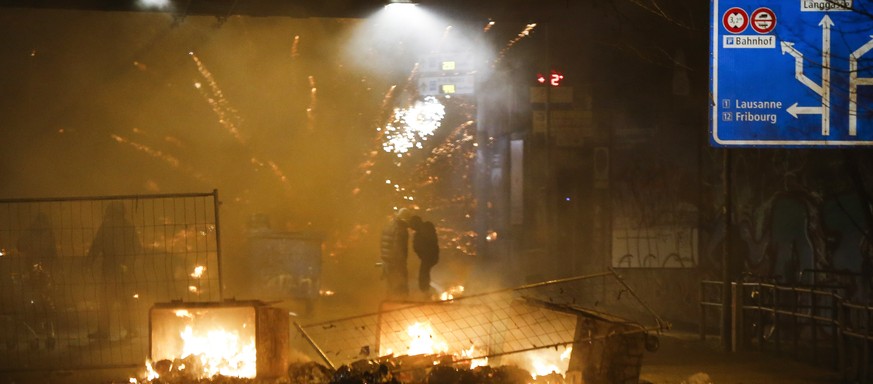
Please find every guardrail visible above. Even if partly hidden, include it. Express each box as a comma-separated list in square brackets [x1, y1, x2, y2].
[699, 280, 872, 382]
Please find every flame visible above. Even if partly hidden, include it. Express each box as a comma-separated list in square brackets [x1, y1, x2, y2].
[439, 285, 464, 301]
[460, 344, 488, 369]
[402, 321, 489, 369]
[407, 322, 449, 356]
[144, 359, 160, 381]
[141, 309, 258, 381]
[190, 265, 205, 278]
[179, 325, 257, 378]
[521, 346, 573, 379]
[175, 309, 192, 318]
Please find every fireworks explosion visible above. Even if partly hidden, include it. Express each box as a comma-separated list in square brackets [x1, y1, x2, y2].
[380, 96, 446, 157]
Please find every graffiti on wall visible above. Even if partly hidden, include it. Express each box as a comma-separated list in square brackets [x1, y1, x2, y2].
[612, 226, 698, 268]
[700, 150, 873, 303]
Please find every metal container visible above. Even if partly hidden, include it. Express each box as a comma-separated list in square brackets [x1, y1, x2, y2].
[149, 299, 289, 379]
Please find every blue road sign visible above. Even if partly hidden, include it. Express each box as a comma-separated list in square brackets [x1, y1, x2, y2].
[710, 0, 873, 147]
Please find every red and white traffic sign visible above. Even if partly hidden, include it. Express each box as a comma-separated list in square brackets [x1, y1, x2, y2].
[723, 7, 748, 34]
[750, 7, 776, 34]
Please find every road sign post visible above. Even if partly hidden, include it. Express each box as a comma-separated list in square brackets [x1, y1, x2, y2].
[710, 0, 873, 147]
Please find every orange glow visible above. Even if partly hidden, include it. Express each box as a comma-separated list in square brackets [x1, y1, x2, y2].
[143, 307, 258, 381]
[179, 325, 257, 378]
[439, 285, 464, 301]
[507, 345, 573, 379]
[401, 320, 489, 369]
[407, 322, 449, 355]
[190, 265, 205, 278]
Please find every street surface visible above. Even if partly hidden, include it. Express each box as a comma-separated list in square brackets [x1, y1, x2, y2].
[639, 330, 842, 384]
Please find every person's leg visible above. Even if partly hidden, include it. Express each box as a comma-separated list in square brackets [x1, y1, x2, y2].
[91, 274, 112, 339]
[418, 261, 430, 292]
[420, 259, 438, 293]
[119, 284, 136, 339]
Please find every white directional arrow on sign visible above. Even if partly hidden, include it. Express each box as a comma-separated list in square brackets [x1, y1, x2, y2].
[820, 15, 833, 136]
[850, 35, 873, 136]
[781, 41, 823, 95]
[787, 103, 823, 118]
[781, 15, 833, 136]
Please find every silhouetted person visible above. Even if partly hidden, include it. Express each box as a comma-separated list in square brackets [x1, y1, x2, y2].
[380, 208, 411, 299]
[408, 215, 439, 296]
[87, 202, 141, 341]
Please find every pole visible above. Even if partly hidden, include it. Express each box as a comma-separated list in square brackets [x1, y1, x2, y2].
[722, 149, 733, 351]
[213, 189, 224, 301]
[543, 23, 558, 278]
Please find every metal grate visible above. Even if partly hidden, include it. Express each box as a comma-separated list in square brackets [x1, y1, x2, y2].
[297, 270, 667, 371]
[0, 191, 222, 371]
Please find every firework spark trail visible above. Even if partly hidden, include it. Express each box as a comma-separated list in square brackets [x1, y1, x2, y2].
[386, 179, 417, 207]
[307, 75, 317, 131]
[110, 134, 207, 182]
[426, 120, 476, 163]
[483, 20, 495, 33]
[404, 62, 420, 93]
[412, 120, 478, 256]
[493, 23, 537, 66]
[351, 84, 398, 191]
[291, 35, 300, 59]
[377, 64, 423, 160]
[190, 53, 293, 195]
[378, 85, 398, 128]
[267, 160, 291, 188]
[434, 25, 454, 54]
[414, 120, 475, 206]
[352, 62, 445, 214]
[250, 157, 294, 193]
[190, 52, 245, 143]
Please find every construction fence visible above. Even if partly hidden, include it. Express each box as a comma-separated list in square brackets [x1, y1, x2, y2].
[295, 270, 669, 383]
[0, 191, 222, 371]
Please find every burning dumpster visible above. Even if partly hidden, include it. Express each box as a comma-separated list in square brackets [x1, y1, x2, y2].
[148, 299, 289, 380]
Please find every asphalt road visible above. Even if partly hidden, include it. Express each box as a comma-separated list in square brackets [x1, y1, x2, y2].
[638, 330, 844, 384]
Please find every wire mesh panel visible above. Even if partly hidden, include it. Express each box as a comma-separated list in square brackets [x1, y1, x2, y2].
[376, 301, 496, 358]
[298, 270, 666, 375]
[0, 191, 222, 371]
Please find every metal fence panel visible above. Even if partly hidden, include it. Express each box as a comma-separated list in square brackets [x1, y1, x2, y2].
[0, 192, 222, 371]
[297, 271, 665, 372]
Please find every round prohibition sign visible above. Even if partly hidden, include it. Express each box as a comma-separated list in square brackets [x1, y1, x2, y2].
[723, 7, 748, 34]
[751, 7, 776, 34]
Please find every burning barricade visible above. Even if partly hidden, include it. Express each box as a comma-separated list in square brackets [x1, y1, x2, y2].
[135, 272, 664, 384]
[139, 300, 288, 383]
[292, 271, 666, 384]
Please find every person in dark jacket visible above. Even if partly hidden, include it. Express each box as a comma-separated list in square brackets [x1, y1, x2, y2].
[408, 215, 439, 295]
[380, 208, 411, 299]
[87, 202, 142, 341]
